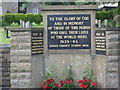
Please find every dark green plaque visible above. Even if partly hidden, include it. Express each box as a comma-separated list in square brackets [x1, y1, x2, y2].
[95, 30, 106, 55]
[31, 31, 43, 55]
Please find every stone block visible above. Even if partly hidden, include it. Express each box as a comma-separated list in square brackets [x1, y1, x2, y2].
[106, 56, 118, 63]
[10, 32, 19, 36]
[18, 36, 31, 43]
[19, 43, 31, 50]
[11, 72, 31, 79]
[106, 49, 118, 56]
[18, 50, 31, 56]
[18, 56, 31, 63]
[10, 56, 19, 63]
[11, 79, 31, 87]
[10, 63, 31, 72]
[106, 42, 119, 49]
[11, 36, 19, 43]
[10, 50, 19, 56]
[10, 43, 19, 50]
[106, 31, 119, 35]
[19, 32, 30, 36]
[106, 35, 118, 42]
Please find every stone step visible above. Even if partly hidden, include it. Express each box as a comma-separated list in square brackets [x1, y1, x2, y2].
[106, 56, 119, 63]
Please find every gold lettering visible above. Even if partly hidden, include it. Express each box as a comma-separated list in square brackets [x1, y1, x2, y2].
[54, 22, 62, 25]
[79, 26, 91, 29]
[54, 26, 64, 30]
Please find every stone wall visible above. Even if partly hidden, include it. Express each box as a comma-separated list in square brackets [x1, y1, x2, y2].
[95, 27, 120, 88]
[10, 28, 32, 88]
[27, 2, 42, 13]
[9, 28, 44, 88]
[2, 2, 18, 13]
[0, 44, 10, 87]
[106, 28, 120, 88]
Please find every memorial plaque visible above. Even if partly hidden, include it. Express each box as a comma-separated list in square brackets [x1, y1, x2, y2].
[47, 14, 91, 49]
[95, 30, 106, 55]
[31, 31, 43, 55]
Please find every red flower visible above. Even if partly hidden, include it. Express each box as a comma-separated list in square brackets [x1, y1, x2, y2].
[77, 80, 82, 83]
[67, 80, 72, 84]
[83, 77, 86, 80]
[43, 86, 47, 88]
[55, 83, 59, 87]
[60, 83, 64, 87]
[83, 85, 88, 88]
[60, 81, 66, 84]
[47, 86, 51, 88]
[46, 79, 54, 84]
[79, 84, 84, 88]
[42, 83, 46, 86]
[91, 82, 96, 86]
[82, 79, 87, 83]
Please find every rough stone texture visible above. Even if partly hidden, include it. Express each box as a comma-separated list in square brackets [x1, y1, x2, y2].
[2, 2, 18, 13]
[26, 2, 42, 13]
[106, 30, 119, 88]
[10, 29, 32, 88]
[0, 47, 10, 87]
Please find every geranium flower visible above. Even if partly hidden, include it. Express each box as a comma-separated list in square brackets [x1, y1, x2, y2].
[91, 82, 96, 86]
[60, 81, 66, 84]
[67, 80, 72, 84]
[55, 83, 59, 87]
[79, 84, 84, 87]
[77, 80, 82, 83]
[47, 86, 51, 88]
[82, 79, 87, 83]
[41, 83, 46, 86]
[43, 86, 47, 88]
[83, 85, 88, 88]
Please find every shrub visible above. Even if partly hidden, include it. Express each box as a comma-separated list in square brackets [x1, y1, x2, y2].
[14, 13, 26, 24]
[2, 13, 43, 25]
[96, 11, 107, 20]
[34, 14, 43, 25]
[25, 13, 34, 23]
[4, 13, 14, 25]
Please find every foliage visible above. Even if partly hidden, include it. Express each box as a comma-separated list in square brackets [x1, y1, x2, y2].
[4, 13, 14, 25]
[77, 68, 96, 88]
[41, 66, 96, 89]
[118, 1, 120, 14]
[78, 77, 96, 88]
[96, 11, 113, 20]
[14, 13, 26, 24]
[1, 13, 43, 26]
[45, 2, 76, 5]
[34, 14, 43, 25]
[25, 13, 34, 23]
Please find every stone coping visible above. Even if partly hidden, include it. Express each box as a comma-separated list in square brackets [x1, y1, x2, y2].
[95, 27, 120, 31]
[0, 44, 11, 48]
[7, 27, 44, 32]
[40, 5, 97, 11]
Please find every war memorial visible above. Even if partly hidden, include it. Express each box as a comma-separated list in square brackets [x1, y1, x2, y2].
[0, 5, 119, 89]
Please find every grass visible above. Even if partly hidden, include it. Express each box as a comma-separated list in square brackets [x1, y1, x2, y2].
[3, 22, 44, 28]
[0, 28, 10, 44]
[0, 22, 43, 44]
